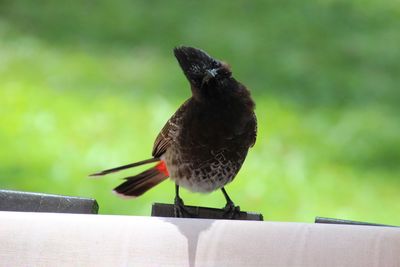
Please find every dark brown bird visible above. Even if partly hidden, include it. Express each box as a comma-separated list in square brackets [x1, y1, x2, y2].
[91, 46, 257, 217]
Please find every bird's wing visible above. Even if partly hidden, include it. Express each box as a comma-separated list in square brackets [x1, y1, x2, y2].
[152, 99, 191, 158]
[231, 111, 257, 148]
[249, 111, 257, 147]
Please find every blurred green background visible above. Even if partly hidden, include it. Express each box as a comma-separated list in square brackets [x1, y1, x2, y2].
[1, 0, 399, 224]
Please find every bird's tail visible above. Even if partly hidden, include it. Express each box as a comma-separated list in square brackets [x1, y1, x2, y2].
[113, 161, 169, 198]
[89, 158, 160, 177]
[89, 158, 169, 198]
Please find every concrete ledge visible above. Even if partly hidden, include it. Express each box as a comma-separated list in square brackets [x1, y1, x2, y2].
[1, 211, 399, 267]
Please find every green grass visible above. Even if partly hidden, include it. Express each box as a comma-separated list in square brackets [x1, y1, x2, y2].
[0, 0, 399, 224]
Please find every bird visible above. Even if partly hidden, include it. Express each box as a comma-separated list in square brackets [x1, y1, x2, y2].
[90, 46, 257, 218]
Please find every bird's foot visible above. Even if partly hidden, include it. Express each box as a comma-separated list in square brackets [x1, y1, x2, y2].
[174, 196, 193, 218]
[223, 201, 241, 219]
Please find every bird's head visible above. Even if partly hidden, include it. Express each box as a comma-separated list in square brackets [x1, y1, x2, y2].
[174, 46, 233, 99]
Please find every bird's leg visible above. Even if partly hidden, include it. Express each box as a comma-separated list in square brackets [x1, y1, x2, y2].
[221, 187, 241, 219]
[173, 184, 193, 218]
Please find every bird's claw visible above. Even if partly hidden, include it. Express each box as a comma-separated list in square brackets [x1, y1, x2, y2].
[223, 201, 241, 219]
[174, 196, 193, 218]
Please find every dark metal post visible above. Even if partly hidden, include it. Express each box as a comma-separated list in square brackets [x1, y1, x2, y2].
[0, 190, 99, 214]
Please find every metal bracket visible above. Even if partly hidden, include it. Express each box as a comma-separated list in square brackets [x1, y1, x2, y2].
[151, 202, 263, 220]
[315, 216, 397, 227]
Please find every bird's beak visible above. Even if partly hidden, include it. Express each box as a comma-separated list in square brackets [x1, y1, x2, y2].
[201, 68, 218, 87]
[174, 46, 221, 86]
[206, 68, 218, 78]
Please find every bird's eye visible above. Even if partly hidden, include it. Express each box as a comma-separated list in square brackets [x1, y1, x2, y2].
[218, 68, 231, 78]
